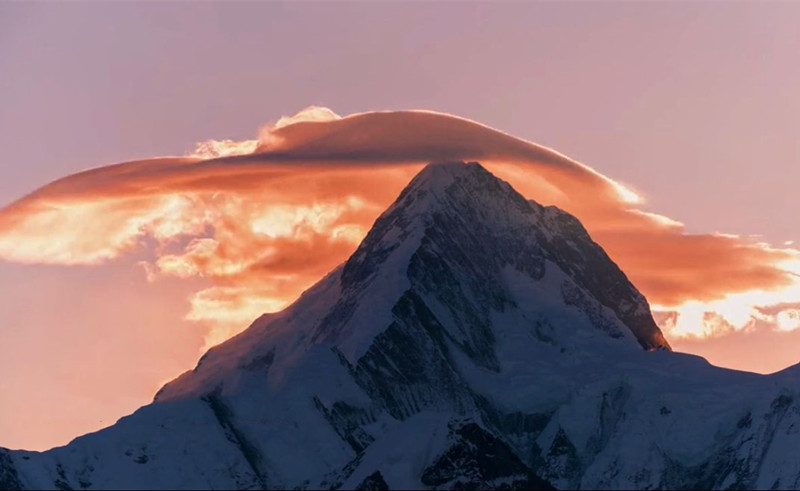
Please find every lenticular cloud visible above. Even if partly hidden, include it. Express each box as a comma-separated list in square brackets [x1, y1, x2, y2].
[1, 106, 798, 345]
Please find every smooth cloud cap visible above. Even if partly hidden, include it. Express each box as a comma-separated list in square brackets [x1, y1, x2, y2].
[1, 106, 798, 346]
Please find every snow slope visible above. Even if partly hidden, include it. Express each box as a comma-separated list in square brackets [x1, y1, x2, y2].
[3, 162, 799, 490]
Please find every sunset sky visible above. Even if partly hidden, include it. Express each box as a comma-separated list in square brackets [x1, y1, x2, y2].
[2, 2, 799, 451]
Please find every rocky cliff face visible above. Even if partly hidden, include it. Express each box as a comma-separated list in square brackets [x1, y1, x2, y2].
[4, 162, 800, 490]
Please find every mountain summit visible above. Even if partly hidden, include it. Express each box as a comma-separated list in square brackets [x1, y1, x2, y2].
[4, 162, 800, 490]
[156, 161, 669, 405]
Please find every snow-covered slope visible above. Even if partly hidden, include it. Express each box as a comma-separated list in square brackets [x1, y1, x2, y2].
[3, 162, 800, 490]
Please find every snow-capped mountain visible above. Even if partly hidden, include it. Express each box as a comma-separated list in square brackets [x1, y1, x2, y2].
[3, 162, 800, 490]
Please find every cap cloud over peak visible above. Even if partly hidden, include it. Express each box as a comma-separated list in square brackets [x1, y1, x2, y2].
[0, 107, 797, 344]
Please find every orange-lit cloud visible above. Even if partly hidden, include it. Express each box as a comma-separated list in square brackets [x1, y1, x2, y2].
[1, 106, 798, 345]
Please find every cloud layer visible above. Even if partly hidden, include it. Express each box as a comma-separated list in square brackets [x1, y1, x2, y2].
[1, 106, 798, 345]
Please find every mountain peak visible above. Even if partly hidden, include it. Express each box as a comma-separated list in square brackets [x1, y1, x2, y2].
[23, 162, 800, 491]
[154, 159, 668, 405]
[406, 160, 489, 185]
[338, 160, 669, 354]
[369, 160, 514, 222]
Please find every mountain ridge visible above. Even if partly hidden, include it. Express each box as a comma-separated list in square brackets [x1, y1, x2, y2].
[155, 161, 668, 406]
[5, 161, 800, 490]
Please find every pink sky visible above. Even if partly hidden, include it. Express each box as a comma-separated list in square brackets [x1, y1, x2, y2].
[1, 2, 799, 451]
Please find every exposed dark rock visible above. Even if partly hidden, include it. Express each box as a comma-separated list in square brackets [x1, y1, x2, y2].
[421, 421, 554, 490]
[0, 449, 23, 490]
[355, 471, 389, 491]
